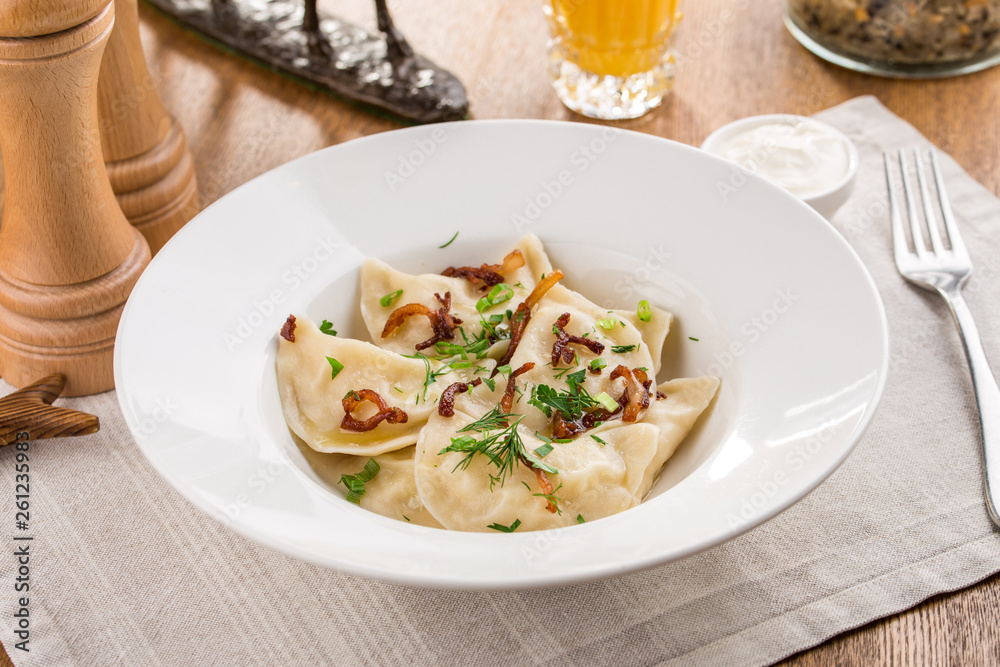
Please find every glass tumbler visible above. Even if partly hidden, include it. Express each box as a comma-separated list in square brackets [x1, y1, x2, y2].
[544, 0, 683, 120]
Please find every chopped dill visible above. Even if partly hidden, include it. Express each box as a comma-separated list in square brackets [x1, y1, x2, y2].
[439, 405, 557, 490]
[533, 483, 564, 515]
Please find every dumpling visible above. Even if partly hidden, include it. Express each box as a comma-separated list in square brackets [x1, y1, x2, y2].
[634, 376, 720, 500]
[413, 381, 660, 531]
[276, 316, 444, 455]
[413, 373, 719, 532]
[503, 284, 658, 433]
[614, 304, 673, 375]
[359, 234, 553, 355]
[277, 234, 721, 534]
[334, 448, 443, 528]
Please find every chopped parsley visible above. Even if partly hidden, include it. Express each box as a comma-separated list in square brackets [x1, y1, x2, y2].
[533, 443, 554, 458]
[439, 231, 459, 248]
[379, 289, 403, 307]
[319, 320, 338, 336]
[637, 299, 651, 322]
[326, 356, 344, 379]
[339, 458, 380, 504]
[577, 514, 585, 524]
[487, 519, 521, 533]
[528, 371, 600, 421]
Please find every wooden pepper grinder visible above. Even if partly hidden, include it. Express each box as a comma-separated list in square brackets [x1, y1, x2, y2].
[98, 0, 199, 254]
[0, 0, 151, 396]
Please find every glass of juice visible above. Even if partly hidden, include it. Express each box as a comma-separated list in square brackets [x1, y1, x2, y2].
[544, 0, 682, 120]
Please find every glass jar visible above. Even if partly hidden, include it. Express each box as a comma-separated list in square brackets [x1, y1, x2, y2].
[783, 0, 1000, 78]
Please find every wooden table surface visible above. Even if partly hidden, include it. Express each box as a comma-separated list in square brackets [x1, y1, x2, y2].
[3, 0, 1000, 663]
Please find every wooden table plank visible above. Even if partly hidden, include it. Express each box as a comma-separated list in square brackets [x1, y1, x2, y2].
[1, 0, 998, 663]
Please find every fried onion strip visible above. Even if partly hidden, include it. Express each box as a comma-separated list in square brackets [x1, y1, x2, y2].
[492, 270, 564, 375]
[533, 468, 558, 514]
[280, 314, 296, 342]
[341, 389, 408, 432]
[441, 249, 526, 289]
[552, 412, 584, 440]
[437, 378, 483, 417]
[525, 270, 563, 309]
[551, 312, 605, 366]
[381, 292, 463, 351]
[500, 363, 535, 414]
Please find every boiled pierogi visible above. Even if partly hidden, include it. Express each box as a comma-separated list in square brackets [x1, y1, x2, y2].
[275, 236, 718, 532]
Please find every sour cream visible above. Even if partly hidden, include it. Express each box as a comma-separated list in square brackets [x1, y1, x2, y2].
[702, 115, 857, 204]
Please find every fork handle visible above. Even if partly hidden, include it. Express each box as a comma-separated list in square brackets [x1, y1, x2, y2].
[941, 288, 1000, 527]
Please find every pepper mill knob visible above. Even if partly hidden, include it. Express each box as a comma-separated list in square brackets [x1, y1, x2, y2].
[98, 0, 199, 254]
[0, 1, 151, 396]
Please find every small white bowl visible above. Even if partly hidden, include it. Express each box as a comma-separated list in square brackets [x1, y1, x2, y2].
[701, 114, 859, 218]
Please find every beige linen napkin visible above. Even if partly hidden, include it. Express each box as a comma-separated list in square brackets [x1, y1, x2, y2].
[1, 95, 999, 666]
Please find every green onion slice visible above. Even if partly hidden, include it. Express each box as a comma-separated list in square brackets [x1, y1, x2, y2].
[637, 300, 651, 322]
[380, 289, 403, 307]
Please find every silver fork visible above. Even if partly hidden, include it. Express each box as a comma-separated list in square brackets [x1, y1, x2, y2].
[885, 148, 1000, 527]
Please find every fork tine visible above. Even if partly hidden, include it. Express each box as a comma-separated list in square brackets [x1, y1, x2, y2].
[898, 149, 929, 259]
[929, 150, 971, 261]
[884, 152, 912, 268]
[914, 149, 947, 254]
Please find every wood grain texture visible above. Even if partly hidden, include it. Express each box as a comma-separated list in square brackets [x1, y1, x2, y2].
[0, 0, 151, 395]
[0, 0, 997, 661]
[0, 374, 100, 446]
[0, 0, 108, 38]
[99, 0, 199, 254]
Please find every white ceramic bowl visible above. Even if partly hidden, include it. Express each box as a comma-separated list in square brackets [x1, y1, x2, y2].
[701, 114, 860, 218]
[115, 120, 888, 589]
